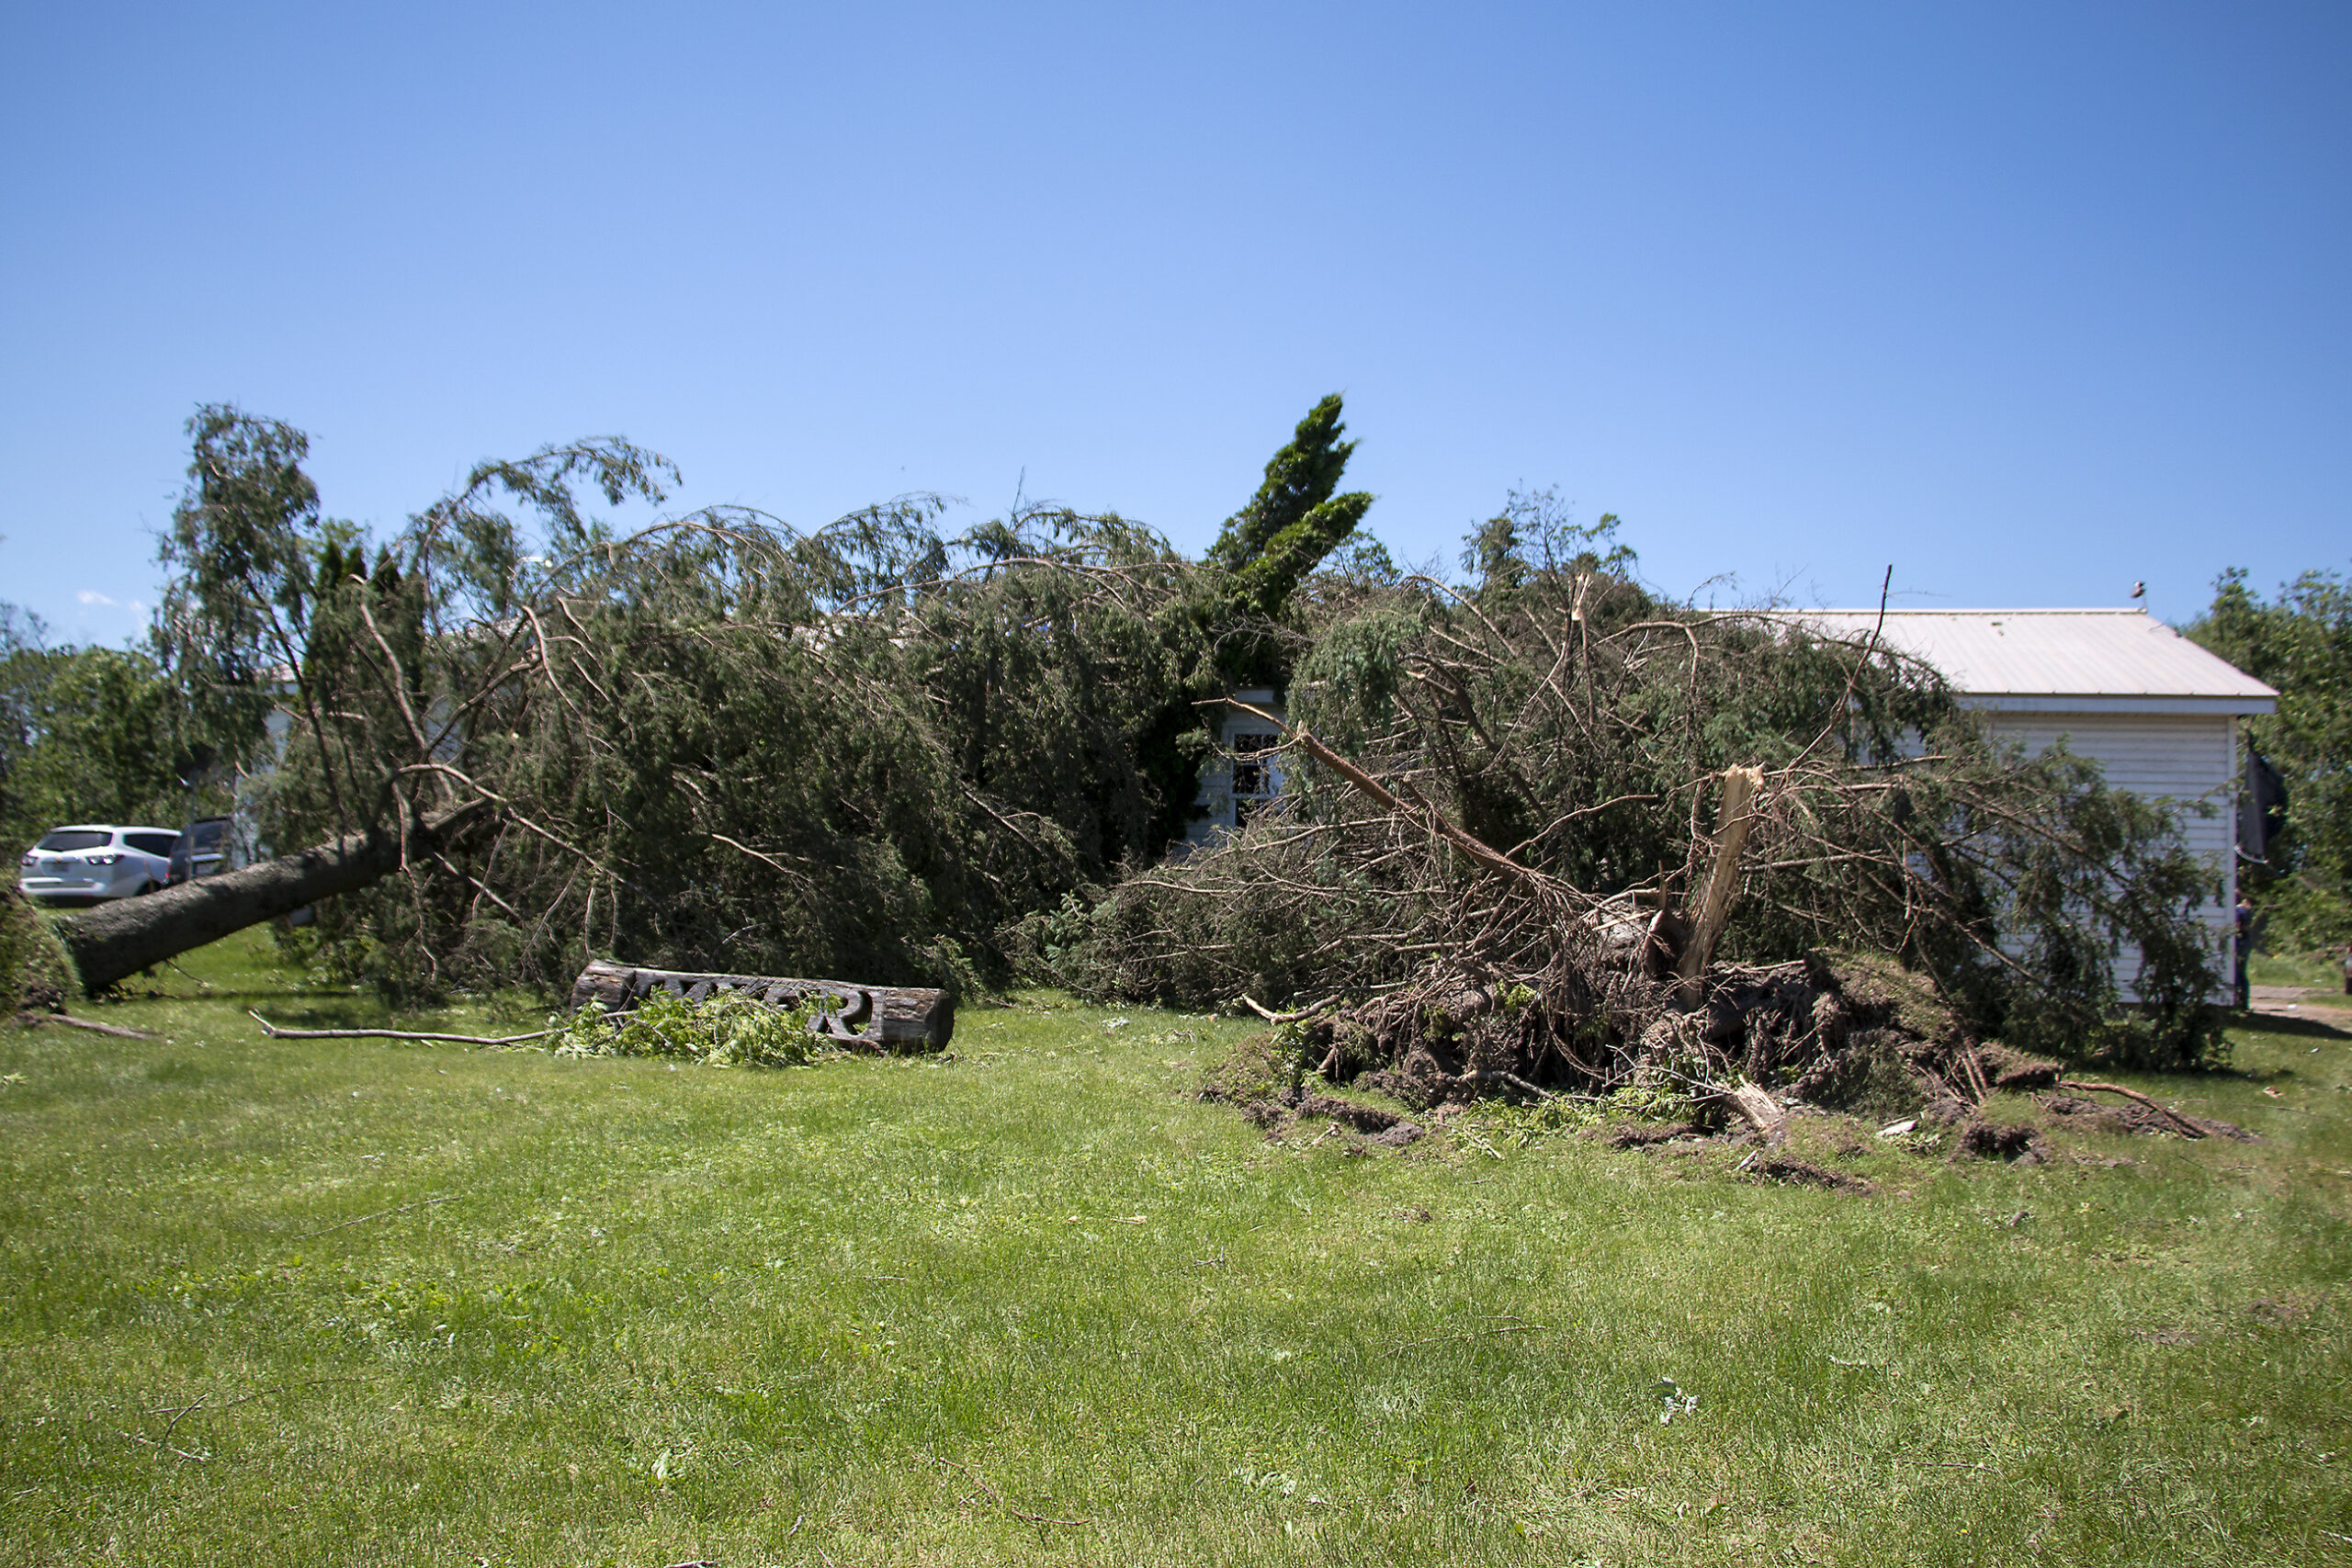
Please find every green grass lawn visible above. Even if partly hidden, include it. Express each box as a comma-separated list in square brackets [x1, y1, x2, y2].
[2251, 946, 2350, 994]
[2, 931, 2347, 1566]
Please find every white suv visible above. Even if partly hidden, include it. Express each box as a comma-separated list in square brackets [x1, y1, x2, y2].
[17, 825, 181, 905]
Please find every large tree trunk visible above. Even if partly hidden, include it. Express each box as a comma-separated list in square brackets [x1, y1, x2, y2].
[58, 801, 489, 993]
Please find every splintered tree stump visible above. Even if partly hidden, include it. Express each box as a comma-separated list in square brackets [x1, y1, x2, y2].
[567, 960, 954, 1052]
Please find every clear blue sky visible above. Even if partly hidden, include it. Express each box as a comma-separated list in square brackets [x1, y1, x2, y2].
[4, 1, 2345, 647]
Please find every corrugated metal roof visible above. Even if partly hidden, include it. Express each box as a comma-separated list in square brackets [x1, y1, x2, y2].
[1776, 608, 2278, 715]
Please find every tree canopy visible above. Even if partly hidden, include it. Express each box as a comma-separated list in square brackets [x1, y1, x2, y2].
[0, 619, 188, 852]
[2189, 565, 2352, 948]
[8, 396, 2244, 1073]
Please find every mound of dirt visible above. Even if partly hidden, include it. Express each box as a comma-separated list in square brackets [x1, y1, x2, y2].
[1597, 1121, 1703, 1148]
[1277, 946, 2064, 1135]
[1296, 1092, 1417, 1135]
[1746, 1155, 1871, 1194]
[1958, 1119, 2048, 1165]
[0, 886, 77, 1015]
[2041, 1094, 2250, 1141]
[1204, 947, 2225, 1169]
[1204, 1078, 1429, 1146]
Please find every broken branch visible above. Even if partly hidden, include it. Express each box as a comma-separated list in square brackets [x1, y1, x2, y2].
[2057, 1079, 2209, 1139]
[1240, 994, 1340, 1024]
[1676, 765, 1764, 1005]
[12, 1012, 158, 1039]
[249, 1010, 548, 1046]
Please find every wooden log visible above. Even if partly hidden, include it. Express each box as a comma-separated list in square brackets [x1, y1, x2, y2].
[566, 960, 955, 1052]
[1722, 1080, 1787, 1139]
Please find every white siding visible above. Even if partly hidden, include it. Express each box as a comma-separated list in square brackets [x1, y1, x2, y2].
[1984, 710, 2239, 1001]
[1181, 693, 1287, 852]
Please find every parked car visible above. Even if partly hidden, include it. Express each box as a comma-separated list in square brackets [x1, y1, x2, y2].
[166, 815, 235, 885]
[17, 824, 180, 905]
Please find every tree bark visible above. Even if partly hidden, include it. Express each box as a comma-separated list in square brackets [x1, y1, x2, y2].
[57, 800, 490, 994]
[1676, 766, 1763, 1006]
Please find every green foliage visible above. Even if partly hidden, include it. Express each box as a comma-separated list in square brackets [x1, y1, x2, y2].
[1961, 743, 2226, 1069]
[130, 399, 2221, 1077]
[1205, 393, 1376, 632]
[545, 989, 825, 1067]
[1458, 487, 1635, 595]
[1288, 604, 1425, 756]
[150, 399, 1374, 1004]
[2188, 565, 2352, 949]
[1055, 510, 2225, 1066]
[0, 886, 78, 1011]
[0, 630, 189, 854]
[154, 407, 333, 774]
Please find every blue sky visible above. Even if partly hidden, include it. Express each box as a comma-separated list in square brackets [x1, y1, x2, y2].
[4, 1, 2345, 647]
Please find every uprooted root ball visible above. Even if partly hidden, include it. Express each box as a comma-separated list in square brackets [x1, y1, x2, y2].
[1203, 946, 2232, 1163]
[1276, 948, 2004, 1125]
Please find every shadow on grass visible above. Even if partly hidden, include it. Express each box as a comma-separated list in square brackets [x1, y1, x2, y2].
[2231, 1010, 2352, 1043]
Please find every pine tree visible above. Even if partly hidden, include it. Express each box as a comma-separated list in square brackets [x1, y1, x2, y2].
[1205, 394, 1374, 619]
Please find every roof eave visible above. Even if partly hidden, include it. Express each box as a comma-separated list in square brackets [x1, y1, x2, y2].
[1962, 694, 2278, 716]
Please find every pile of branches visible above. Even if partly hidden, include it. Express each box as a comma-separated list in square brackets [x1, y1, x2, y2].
[1046, 504, 2228, 1075]
[1251, 942, 2241, 1150]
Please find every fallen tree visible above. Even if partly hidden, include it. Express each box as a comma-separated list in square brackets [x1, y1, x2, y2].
[96, 399, 1382, 1005]
[58, 799, 487, 993]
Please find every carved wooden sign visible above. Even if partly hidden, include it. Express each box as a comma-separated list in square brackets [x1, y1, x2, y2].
[567, 959, 954, 1052]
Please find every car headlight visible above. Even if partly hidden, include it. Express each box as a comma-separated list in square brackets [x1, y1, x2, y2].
[85, 853, 121, 865]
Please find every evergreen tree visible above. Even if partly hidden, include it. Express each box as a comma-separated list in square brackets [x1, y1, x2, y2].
[2189, 566, 2352, 948]
[1205, 394, 1374, 621]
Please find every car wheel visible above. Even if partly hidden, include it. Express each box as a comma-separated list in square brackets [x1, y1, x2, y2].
[136, 879, 157, 896]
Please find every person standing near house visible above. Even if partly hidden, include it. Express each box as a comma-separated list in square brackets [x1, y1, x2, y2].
[2233, 893, 2257, 1009]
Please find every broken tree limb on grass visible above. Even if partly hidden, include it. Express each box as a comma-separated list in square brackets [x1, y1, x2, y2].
[57, 798, 493, 994]
[1676, 765, 1764, 1006]
[1240, 993, 1340, 1024]
[12, 1011, 158, 1039]
[2057, 1079, 2209, 1139]
[567, 960, 955, 1051]
[1719, 1080, 1788, 1138]
[287, 1195, 458, 1241]
[247, 1010, 549, 1047]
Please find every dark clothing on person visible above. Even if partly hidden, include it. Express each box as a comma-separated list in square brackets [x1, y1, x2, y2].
[2234, 897, 2256, 1010]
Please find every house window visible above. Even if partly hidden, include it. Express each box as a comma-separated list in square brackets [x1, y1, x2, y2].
[1231, 733, 1280, 825]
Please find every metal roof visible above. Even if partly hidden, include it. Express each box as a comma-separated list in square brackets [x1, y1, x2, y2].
[1776, 608, 2278, 716]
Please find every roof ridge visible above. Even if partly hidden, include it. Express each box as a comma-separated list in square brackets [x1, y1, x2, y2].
[1790, 607, 2154, 616]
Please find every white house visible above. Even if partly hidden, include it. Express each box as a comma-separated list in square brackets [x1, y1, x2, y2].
[1786, 608, 2278, 998]
[1182, 688, 1287, 852]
